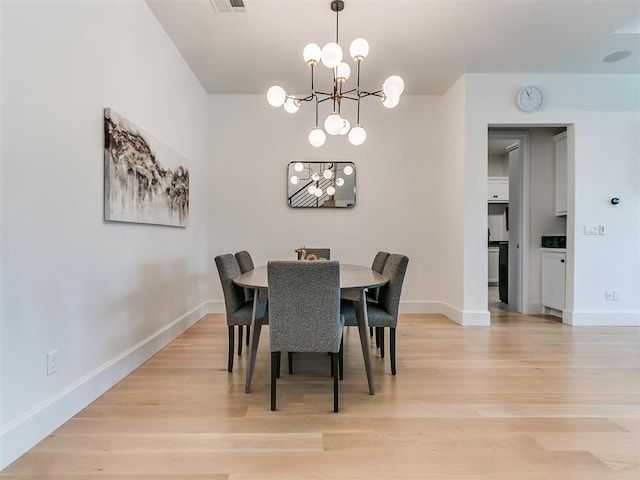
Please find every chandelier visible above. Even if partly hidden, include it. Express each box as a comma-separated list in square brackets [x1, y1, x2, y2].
[266, 0, 404, 147]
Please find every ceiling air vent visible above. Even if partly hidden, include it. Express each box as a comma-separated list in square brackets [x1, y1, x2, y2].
[210, 0, 249, 14]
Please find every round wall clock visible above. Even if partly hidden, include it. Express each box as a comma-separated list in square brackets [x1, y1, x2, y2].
[517, 86, 544, 112]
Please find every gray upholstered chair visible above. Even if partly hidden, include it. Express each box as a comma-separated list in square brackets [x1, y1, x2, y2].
[367, 251, 390, 340]
[342, 254, 409, 375]
[267, 260, 343, 412]
[235, 250, 256, 346]
[235, 250, 254, 274]
[215, 253, 266, 372]
[367, 251, 389, 303]
[296, 248, 330, 260]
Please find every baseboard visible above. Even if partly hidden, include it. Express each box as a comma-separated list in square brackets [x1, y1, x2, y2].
[562, 310, 640, 326]
[400, 301, 490, 326]
[0, 301, 212, 471]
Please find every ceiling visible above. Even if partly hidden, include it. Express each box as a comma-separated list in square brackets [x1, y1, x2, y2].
[146, 0, 639, 95]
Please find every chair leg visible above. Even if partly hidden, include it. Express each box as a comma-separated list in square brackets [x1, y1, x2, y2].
[227, 326, 234, 372]
[271, 352, 279, 411]
[276, 351, 281, 378]
[332, 352, 339, 413]
[339, 337, 344, 381]
[378, 327, 385, 358]
[246, 325, 251, 346]
[288, 352, 294, 374]
[390, 327, 397, 375]
[237, 325, 243, 356]
[369, 326, 374, 337]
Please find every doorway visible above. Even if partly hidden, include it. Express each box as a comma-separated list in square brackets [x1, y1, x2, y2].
[488, 130, 528, 313]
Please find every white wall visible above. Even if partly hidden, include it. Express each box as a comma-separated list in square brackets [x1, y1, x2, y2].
[464, 74, 640, 326]
[207, 94, 447, 314]
[438, 77, 469, 322]
[0, 0, 209, 469]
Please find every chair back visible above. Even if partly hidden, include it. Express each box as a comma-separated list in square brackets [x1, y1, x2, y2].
[235, 250, 254, 273]
[371, 251, 389, 273]
[267, 260, 342, 353]
[214, 254, 246, 321]
[297, 248, 330, 260]
[368, 251, 390, 302]
[377, 254, 409, 319]
[235, 251, 255, 301]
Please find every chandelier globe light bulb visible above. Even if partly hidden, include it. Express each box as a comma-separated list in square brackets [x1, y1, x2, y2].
[323, 169, 333, 180]
[382, 93, 400, 109]
[348, 125, 366, 145]
[266, 85, 286, 107]
[294, 162, 304, 172]
[343, 165, 353, 175]
[335, 62, 351, 83]
[383, 75, 405, 96]
[336, 177, 345, 186]
[349, 38, 369, 62]
[321, 42, 343, 68]
[311, 172, 321, 181]
[326, 186, 336, 196]
[290, 175, 299, 185]
[308, 185, 316, 195]
[283, 96, 300, 113]
[308, 127, 326, 147]
[303, 43, 322, 66]
[324, 112, 344, 135]
[315, 188, 323, 197]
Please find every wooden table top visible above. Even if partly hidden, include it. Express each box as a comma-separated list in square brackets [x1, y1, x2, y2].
[233, 264, 388, 290]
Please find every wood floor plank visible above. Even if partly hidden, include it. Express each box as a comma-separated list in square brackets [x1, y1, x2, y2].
[1, 312, 638, 479]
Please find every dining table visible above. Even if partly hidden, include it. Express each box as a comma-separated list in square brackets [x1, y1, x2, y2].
[233, 263, 388, 395]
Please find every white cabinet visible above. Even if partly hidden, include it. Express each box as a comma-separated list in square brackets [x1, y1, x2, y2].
[488, 247, 499, 285]
[541, 249, 566, 312]
[554, 132, 567, 216]
[488, 177, 509, 203]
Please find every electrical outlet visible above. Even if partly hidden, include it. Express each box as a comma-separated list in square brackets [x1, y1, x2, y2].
[47, 350, 58, 376]
[605, 290, 613, 301]
[613, 291, 621, 301]
[598, 224, 606, 235]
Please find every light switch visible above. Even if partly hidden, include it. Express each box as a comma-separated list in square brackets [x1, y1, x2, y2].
[598, 225, 606, 235]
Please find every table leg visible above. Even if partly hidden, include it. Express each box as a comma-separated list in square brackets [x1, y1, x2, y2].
[245, 288, 265, 394]
[354, 289, 375, 395]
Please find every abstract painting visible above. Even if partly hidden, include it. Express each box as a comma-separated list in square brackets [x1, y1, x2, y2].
[104, 108, 189, 227]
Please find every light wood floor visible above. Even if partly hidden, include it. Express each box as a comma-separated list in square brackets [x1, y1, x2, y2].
[2, 312, 639, 479]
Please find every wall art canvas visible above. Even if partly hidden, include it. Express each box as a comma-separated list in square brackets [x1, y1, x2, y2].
[104, 108, 189, 227]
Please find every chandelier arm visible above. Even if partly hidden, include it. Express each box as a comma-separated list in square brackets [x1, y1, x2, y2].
[317, 96, 334, 104]
[332, 69, 337, 112]
[311, 63, 315, 92]
[358, 91, 384, 98]
[356, 60, 361, 124]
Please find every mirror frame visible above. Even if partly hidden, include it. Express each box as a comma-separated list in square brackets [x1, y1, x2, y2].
[287, 161, 356, 208]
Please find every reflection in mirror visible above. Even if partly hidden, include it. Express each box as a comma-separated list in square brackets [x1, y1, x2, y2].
[288, 161, 356, 208]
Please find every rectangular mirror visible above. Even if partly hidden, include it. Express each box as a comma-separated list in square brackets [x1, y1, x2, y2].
[287, 161, 356, 208]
